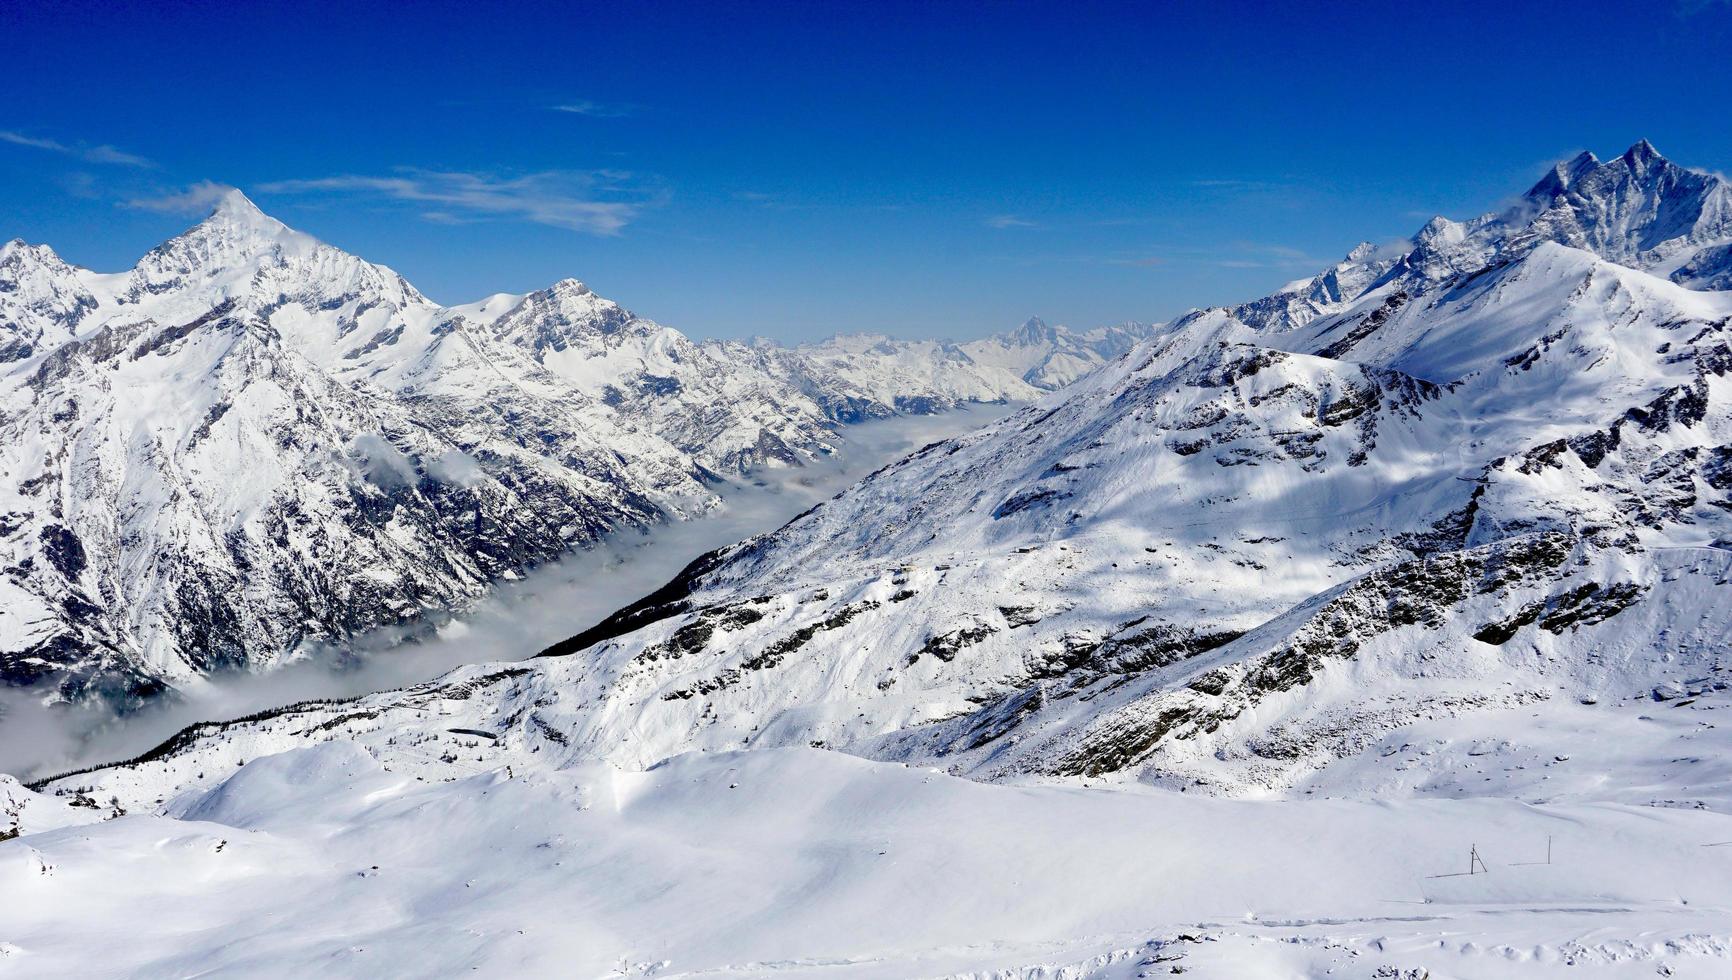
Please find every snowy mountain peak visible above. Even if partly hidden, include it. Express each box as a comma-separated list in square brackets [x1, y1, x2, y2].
[1412, 215, 1464, 248]
[0, 237, 68, 269]
[0, 237, 98, 361]
[1342, 241, 1378, 263]
[180, 187, 309, 252]
[123, 189, 321, 304]
[1245, 143, 1732, 326]
[491, 277, 638, 350]
[1008, 316, 1059, 345]
[1621, 137, 1662, 168]
[1526, 149, 1600, 199]
[116, 188, 438, 316]
[209, 186, 270, 221]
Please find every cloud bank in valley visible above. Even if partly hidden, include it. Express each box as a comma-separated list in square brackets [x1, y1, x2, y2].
[0, 407, 1014, 782]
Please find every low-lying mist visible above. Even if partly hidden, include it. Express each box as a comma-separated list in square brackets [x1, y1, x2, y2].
[0, 406, 1016, 782]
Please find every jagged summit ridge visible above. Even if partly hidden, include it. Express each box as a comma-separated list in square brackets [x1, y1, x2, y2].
[1229, 141, 1732, 333]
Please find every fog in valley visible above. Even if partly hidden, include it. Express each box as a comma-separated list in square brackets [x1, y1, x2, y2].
[0, 405, 1017, 781]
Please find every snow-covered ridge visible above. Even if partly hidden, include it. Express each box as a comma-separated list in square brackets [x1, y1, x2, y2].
[44, 142, 1732, 808]
[0, 193, 1096, 702]
[1230, 139, 1732, 334]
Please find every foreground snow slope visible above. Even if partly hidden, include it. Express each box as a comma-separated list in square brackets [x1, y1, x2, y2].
[7, 745, 1732, 979]
[0, 194, 1102, 702]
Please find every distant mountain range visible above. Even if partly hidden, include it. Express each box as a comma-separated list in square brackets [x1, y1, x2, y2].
[54, 141, 1732, 809]
[0, 193, 1150, 703]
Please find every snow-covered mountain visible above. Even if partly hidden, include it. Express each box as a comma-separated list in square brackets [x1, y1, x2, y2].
[0, 192, 1070, 703]
[48, 142, 1732, 807]
[1233, 139, 1732, 333]
[15, 141, 1732, 980]
[788, 317, 1162, 409]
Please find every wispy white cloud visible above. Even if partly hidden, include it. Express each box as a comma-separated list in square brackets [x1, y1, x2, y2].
[1241, 242, 1318, 262]
[257, 169, 657, 235]
[0, 129, 154, 167]
[986, 214, 1037, 229]
[1195, 241, 1329, 268]
[550, 99, 635, 118]
[57, 171, 102, 200]
[990, 242, 1328, 272]
[123, 180, 238, 215]
[1189, 178, 1273, 190]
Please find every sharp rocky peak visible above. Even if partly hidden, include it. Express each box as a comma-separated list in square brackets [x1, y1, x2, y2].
[548, 277, 595, 297]
[489, 275, 651, 346]
[183, 188, 306, 248]
[0, 237, 71, 269]
[136, 187, 317, 278]
[1007, 316, 1062, 346]
[209, 187, 270, 221]
[1525, 150, 1601, 200]
[526, 277, 624, 315]
[1621, 138, 1663, 168]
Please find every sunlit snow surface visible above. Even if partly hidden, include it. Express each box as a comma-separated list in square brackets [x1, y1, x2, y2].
[6, 745, 1732, 978]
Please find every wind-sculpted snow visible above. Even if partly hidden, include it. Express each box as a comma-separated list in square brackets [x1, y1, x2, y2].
[10, 745, 1732, 978]
[0, 192, 1060, 703]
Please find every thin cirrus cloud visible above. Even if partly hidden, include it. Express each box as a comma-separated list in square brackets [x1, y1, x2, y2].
[0, 129, 154, 167]
[549, 99, 635, 118]
[1212, 242, 1329, 269]
[986, 214, 1038, 229]
[1187, 178, 1289, 191]
[123, 180, 237, 215]
[255, 169, 658, 235]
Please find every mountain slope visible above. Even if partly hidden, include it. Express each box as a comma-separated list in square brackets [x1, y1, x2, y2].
[42, 142, 1732, 807]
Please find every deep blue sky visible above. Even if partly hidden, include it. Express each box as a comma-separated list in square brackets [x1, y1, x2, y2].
[4, 0, 1731, 342]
